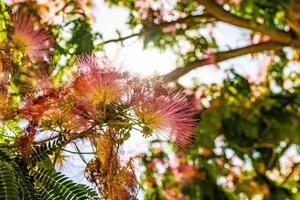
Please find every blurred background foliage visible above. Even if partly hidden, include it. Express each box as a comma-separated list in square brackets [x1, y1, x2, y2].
[140, 69, 300, 199]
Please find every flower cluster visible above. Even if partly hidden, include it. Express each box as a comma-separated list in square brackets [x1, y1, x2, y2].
[64, 54, 195, 147]
[26, 54, 194, 197]
[0, 11, 195, 199]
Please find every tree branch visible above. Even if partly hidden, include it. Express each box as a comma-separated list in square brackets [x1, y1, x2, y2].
[162, 41, 283, 82]
[95, 32, 143, 47]
[157, 13, 215, 28]
[95, 13, 214, 47]
[286, 16, 300, 36]
[197, 0, 294, 45]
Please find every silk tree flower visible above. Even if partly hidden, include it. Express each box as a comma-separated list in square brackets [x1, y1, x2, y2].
[132, 84, 195, 147]
[73, 54, 128, 114]
[20, 69, 60, 121]
[12, 13, 53, 62]
[40, 108, 90, 133]
[21, 92, 59, 121]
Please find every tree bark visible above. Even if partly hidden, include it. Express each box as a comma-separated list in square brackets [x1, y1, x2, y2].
[162, 41, 283, 82]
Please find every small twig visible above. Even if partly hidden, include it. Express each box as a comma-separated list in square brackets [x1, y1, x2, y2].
[279, 141, 292, 157]
[95, 32, 142, 47]
[62, 148, 95, 155]
[267, 146, 276, 169]
[53, 147, 62, 166]
[33, 134, 60, 145]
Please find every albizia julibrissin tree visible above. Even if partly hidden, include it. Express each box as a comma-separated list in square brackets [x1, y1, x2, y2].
[0, 1, 195, 199]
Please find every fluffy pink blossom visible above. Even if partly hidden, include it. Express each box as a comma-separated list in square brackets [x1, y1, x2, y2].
[40, 108, 90, 133]
[12, 13, 53, 62]
[21, 92, 59, 121]
[73, 54, 128, 114]
[132, 84, 195, 147]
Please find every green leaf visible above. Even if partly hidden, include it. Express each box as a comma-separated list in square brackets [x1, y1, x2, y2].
[31, 137, 67, 164]
[33, 168, 98, 200]
[0, 160, 19, 200]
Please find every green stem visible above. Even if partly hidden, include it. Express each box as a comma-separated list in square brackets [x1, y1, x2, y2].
[62, 148, 95, 155]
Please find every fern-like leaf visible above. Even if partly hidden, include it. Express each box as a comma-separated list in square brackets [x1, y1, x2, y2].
[35, 185, 60, 200]
[0, 160, 19, 200]
[31, 136, 67, 164]
[33, 168, 98, 200]
[13, 159, 37, 200]
[0, 150, 37, 199]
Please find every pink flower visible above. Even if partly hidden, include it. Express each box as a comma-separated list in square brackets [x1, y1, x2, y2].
[132, 84, 195, 147]
[12, 13, 53, 62]
[73, 54, 128, 114]
[40, 108, 90, 133]
[21, 92, 59, 121]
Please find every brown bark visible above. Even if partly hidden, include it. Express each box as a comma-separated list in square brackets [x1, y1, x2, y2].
[197, 0, 294, 45]
[162, 42, 283, 82]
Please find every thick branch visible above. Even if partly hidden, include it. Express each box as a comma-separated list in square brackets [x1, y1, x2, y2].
[157, 13, 214, 28]
[286, 16, 300, 36]
[197, 0, 294, 45]
[162, 41, 283, 82]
